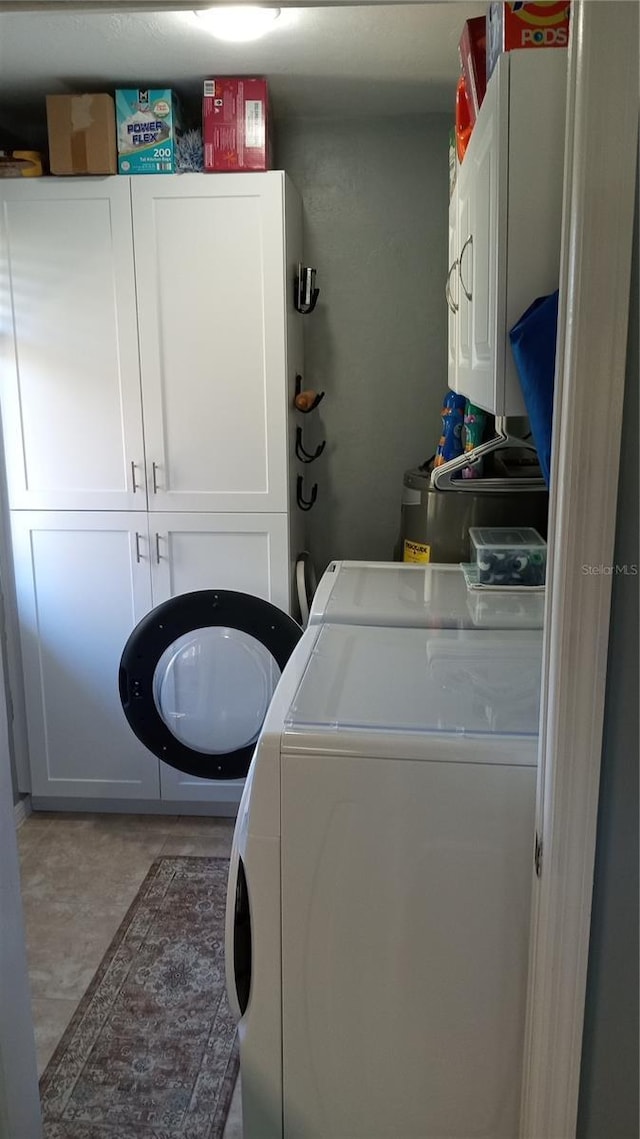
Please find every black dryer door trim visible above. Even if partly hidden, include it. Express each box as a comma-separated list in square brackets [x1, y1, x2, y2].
[119, 589, 302, 780]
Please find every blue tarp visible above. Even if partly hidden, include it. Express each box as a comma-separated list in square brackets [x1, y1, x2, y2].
[509, 289, 559, 488]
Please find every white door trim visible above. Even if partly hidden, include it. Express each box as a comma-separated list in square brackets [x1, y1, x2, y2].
[520, 4, 638, 1137]
[0, 658, 42, 1136]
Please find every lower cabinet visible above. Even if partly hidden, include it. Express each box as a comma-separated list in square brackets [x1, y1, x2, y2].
[10, 510, 290, 807]
[10, 512, 158, 801]
[151, 512, 290, 805]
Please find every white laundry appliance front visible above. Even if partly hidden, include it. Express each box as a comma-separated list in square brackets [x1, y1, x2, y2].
[226, 620, 542, 1139]
[309, 559, 545, 629]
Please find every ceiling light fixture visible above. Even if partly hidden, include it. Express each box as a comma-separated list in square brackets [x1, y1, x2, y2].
[194, 6, 281, 42]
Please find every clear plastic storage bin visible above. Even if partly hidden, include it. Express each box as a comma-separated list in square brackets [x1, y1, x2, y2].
[469, 527, 547, 587]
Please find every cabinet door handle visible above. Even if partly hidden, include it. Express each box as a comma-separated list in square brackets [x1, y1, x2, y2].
[155, 533, 161, 564]
[458, 234, 473, 301]
[151, 461, 159, 495]
[130, 460, 140, 493]
[445, 260, 459, 313]
[135, 531, 143, 563]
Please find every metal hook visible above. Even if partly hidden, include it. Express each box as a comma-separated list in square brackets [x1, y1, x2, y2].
[296, 475, 318, 511]
[295, 426, 326, 464]
[294, 374, 325, 413]
[294, 265, 320, 314]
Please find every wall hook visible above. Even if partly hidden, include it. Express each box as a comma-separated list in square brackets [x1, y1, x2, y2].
[296, 475, 318, 512]
[294, 264, 320, 314]
[294, 374, 325, 413]
[295, 426, 326, 464]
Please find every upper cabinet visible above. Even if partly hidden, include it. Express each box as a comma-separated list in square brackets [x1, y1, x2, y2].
[0, 172, 298, 513]
[0, 178, 145, 511]
[131, 175, 291, 513]
[448, 50, 567, 417]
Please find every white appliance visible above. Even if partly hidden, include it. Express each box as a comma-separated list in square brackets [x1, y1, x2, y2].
[226, 621, 542, 1139]
[309, 559, 545, 629]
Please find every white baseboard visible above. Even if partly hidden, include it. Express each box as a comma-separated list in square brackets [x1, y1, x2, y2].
[13, 795, 32, 830]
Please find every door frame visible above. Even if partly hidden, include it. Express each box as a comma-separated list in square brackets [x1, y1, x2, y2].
[0, 654, 42, 1136]
[520, 3, 638, 1136]
[0, 3, 637, 1136]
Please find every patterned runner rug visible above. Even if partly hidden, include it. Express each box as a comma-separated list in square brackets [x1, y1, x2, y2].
[40, 856, 239, 1138]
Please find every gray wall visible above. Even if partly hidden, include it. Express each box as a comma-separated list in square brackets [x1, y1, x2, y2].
[277, 115, 450, 574]
[577, 184, 639, 1137]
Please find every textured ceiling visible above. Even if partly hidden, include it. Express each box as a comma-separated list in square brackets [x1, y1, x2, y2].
[0, 3, 485, 127]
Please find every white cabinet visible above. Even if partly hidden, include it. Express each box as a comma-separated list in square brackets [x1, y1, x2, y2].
[458, 88, 502, 411]
[0, 172, 299, 514]
[2, 173, 304, 809]
[11, 510, 294, 805]
[455, 164, 473, 380]
[0, 178, 145, 511]
[10, 512, 159, 801]
[448, 50, 567, 416]
[150, 512, 290, 612]
[446, 182, 458, 388]
[132, 175, 290, 513]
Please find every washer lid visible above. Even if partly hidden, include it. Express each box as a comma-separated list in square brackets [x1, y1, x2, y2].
[285, 623, 542, 739]
[119, 590, 302, 779]
[309, 561, 544, 629]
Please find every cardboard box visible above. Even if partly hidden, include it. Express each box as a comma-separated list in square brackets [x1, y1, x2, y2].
[46, 94, 117, 175]
[487, 2, 571, 79]
[458, 16, 487, 123]
[116, 89, 182, 174]
[202, 78, 270, 173]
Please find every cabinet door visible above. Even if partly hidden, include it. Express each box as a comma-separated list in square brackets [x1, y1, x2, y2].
[466, 63, 507, 416]
[0, 179, 146, 511]
[10, 512, 159, 801]
[454, 161, 473, 393]
[131, 173, 289, 513]
[446, 183, 459, 390]
[150, 511, 289, 802]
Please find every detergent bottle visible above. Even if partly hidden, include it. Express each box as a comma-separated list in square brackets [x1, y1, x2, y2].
[434, 391, 466, 468]
[462, 400, 487, 478]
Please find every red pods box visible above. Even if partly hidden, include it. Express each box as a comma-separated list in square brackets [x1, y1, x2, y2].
[458, 16, 487, 124]
[203, 77, 270, 172]
[487, 3, 571, 78]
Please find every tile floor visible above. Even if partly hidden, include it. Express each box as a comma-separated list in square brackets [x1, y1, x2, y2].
[17, 810, 243, 1138]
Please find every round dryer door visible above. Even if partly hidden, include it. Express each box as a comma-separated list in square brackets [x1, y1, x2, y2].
[119, 590, 302, 780]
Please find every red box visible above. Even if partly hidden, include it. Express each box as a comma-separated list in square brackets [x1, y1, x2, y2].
[203, 77, 270, 172]
[458, 16, 487, 124]
[487, 3, 571, 79]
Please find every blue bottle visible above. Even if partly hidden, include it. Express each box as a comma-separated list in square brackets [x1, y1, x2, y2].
[434, 390, 466, 467]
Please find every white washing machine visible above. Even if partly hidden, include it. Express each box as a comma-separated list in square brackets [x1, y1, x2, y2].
[308, 559, 545, 629]
[226, 621, 542, 1139]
